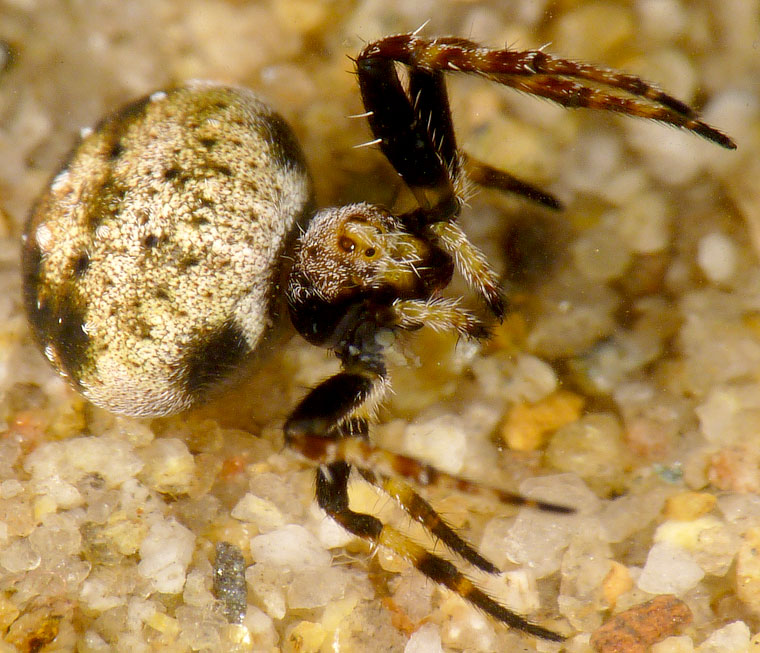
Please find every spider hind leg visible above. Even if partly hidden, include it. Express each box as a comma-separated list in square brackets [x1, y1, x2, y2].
[316, 460, 566, 642]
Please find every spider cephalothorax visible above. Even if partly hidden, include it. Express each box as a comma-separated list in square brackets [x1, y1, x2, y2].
[22, 33, 734, 642]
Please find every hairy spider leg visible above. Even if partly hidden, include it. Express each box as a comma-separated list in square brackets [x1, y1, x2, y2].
[285, 422, 573, 574]
[285, 314, 390, 437]
[355, 58, 508, 318]
[287, 416, 502, 574]
[288, 430, 574, 514]
[358, 34, 736, 150]
[317, 460, 566, 642]
[465, 154, 562, 210]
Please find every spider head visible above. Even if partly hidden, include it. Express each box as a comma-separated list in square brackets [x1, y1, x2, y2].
[288, 203, 397, 304]
[286, 202, 452, 347]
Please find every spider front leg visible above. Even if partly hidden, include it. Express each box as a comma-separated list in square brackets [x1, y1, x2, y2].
[354, 47, 545, 319]
[355, 33, 735, 319]
[357, 34, 736, 152]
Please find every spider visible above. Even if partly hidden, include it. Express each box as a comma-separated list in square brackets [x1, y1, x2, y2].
[22, 33, 734, 643]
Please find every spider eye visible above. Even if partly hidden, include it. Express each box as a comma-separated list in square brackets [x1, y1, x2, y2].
[338, 236, 356, 253]
[364, 247, 376, 257]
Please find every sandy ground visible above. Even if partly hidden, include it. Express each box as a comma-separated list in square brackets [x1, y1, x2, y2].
[0, 1, 759, 651]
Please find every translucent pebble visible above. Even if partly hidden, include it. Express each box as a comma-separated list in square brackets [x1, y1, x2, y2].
[249, 472, 308, 522]
[403, 414, 468, 475]
[637, 0, 687, 41]
[527, 278, 620, 358]
[391, 570, 435, 623]
[405, 623, 444, 653]
[696, 621, 750, 653]
[563, 131, 623, 197]
[0, 441, 21, 479]
[473, 353, 558, 405]
[551, 2, 634, 60]
[242, 605, 277, 650]
[654, 516, 737, 575]
[501, 474, 601, 577]
[119, 478, 152, 514]
[718, 493, 760, 530]
[85, 489, 120, 524]
[79, 576, 124, 612]
[637, 542, 704, 595]
[573, 224, 632, 281]
[479, 568, 540, 617]
[736, 527, 760, 614]
[545, 413, 628, 491]
[183, 569, 214, 607]
[175, 605, 225, 650]
[231, 492, 285, 532]
[614, 191, 672, 254]
[650, 635, 695, 653]
[697, 232, 737, 284]
[625, 119, 706, 185]
[0, 538, 41, 573]
[33, 494, 57, 522]
[0, 480, 23, 499]
[250, 524, 330, 569]
[30, 513, 81, 556]
[139, 438, 195, 494]
[505, 354, 559, 403]
[146, 611, 180, 637]
[286, 565, 348, 610]
[24, 436, 143, 488]
[82, 630, 110, 652]
[313, 502, 355, 550]
[559, 536, 613, 630]
[679, 291, 760, 395]
[701, 90, 759, 177]
[126, 597, 156, 632]
[696, 383, 760, 446]
[439, 595, 497, 652]
[33, 476, 82, 510]
[137, 518, 195, 593]
[102, 417, 155, 448]
[246, 563, 287, 619]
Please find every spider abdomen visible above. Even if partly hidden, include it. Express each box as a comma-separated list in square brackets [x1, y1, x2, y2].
[22, 81, 313, 417]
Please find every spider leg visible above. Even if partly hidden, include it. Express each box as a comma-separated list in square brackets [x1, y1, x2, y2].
[316, 460, 565, 642]
[355, 465, 500, 573]
[427, 221, 507, 319]
[290, 433, 573, 516]
[358, 34, 736, 150]
[465, 154, 562, 210]
[392, 297, 490, 339]
[356, 57, 459, 216]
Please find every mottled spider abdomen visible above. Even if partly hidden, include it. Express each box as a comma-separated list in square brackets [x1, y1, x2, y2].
[22, 81, 313, 417]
